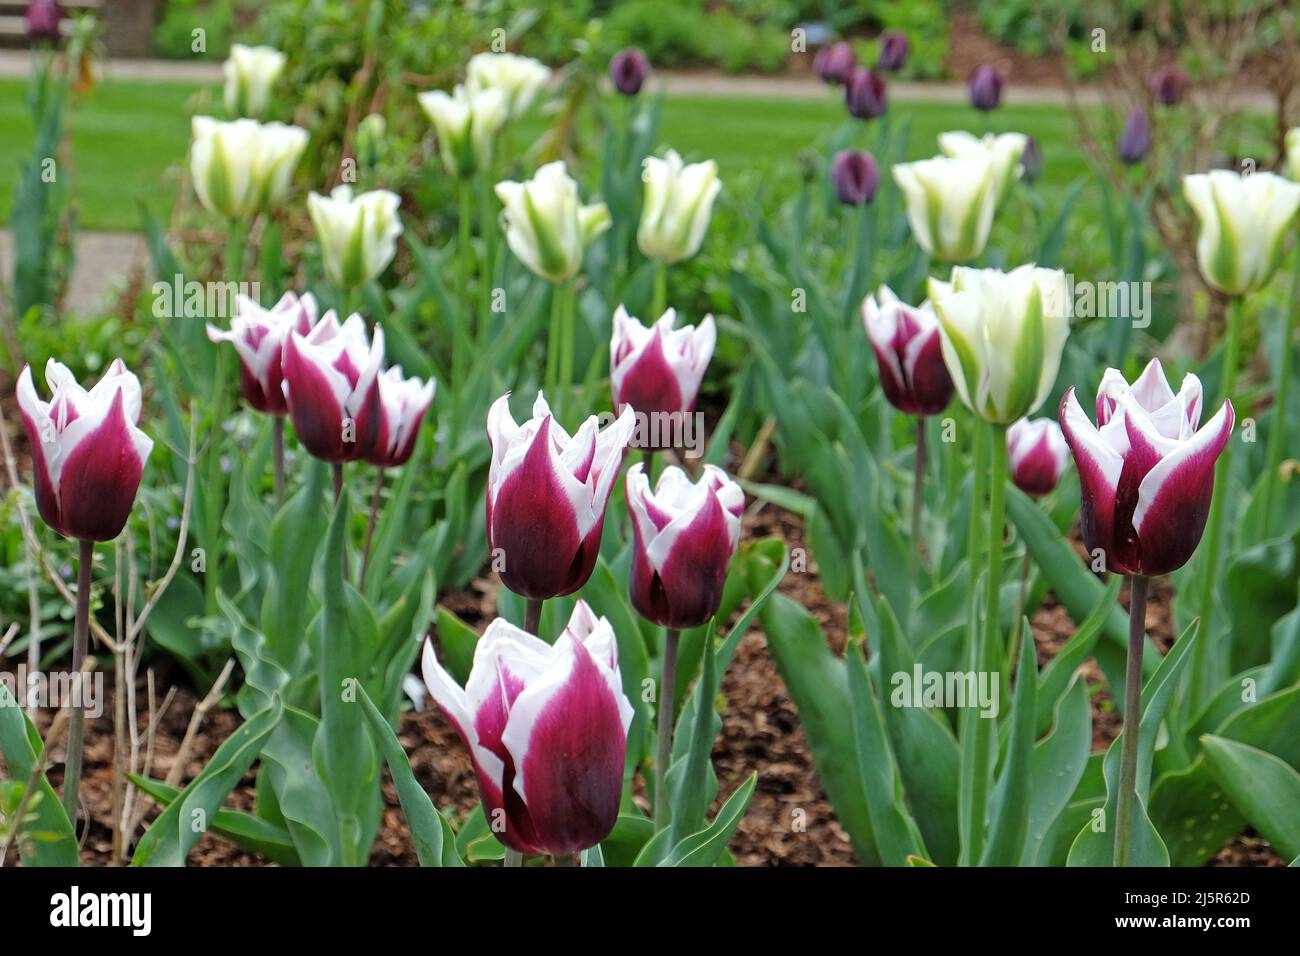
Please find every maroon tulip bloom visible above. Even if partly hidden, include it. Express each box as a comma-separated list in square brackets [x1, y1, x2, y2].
[17, 359, 153, 542]
[486, 392, 634, 600]
[877, 31, 908, 72]
[1021, 135, 1043, 183]
[969, 64, 1004, 111]
[626, 463, 743, 630]
[845, 66, 887, 120]
[814, 41, 856, 85]
[207, 291, 317, 416]
[1059, 358, 1233, 577]
[366, 366, 435, 468]
[26, 0, 61, 43]
[831, 149, 879, 206]
[1149, 65, 1191, 107]
[281, 310, 385, 463]
[610, 305, 715, 424]
[609, 47, 650, 96]
[861, 286, 954, 416]
[1118, 106, 1151, 165]
[422, 602, 634, 856]
[1007, 417, 1070, 497]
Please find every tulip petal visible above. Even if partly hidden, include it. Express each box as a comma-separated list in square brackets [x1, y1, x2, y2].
[1060, 388, 1125, 572]
[283, 331, 351, 461]
[56, 388, 152, 541]
[500, 632, 629, 855]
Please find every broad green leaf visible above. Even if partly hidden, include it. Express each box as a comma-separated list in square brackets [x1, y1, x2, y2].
[662, 774, 757, 867]
[1201, 735, 1300, 861]
[260, 705, 339, 867]
[980, 626, 1037, 865]
[1022, 677, 1091, 865]
[0, 683, 78, 865]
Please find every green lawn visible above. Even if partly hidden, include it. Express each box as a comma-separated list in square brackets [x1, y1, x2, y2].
[0, 76, 1092, 232]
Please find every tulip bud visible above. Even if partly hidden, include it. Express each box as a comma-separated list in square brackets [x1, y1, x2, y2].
[18, 359, 153, 542]
[486, 392, 634, 600]
[638, 150, 721, 265]
[466, 51, 551, 119]
[877, 31, 908, 72]
[206, 291, 318, 415]
[496, 162, 610, 283]
[610, 306, 716, 432]
[1149, 65, 1190, 107]
[421, 602, 634, 856]
[1021, 135, 1043, 183]
[626, 463, 743, 629]
[844, 66, 887, 120]
[830, 149, 879, 206]
[1183, 170, 1300, 296]
[862, 286, 954, 416]
[813, 41, 856, 85]
[928, 264, 1070, 425]
[222, 44, 286, 119]
[26, 0, 61, 43]
[356, 113, 386, 170]
[1059, 358, 1233, 576]
[190, 117, 308, 221]
[307, 185, 404, 291]
[282, 311, 385, 463]
[367, 366, 435, 468]
[937, 130, 1028, 206]
[609, 47, 650, 96]
[1117, 106, 1150, 165]
[892, 153, 998, 263]
[417, 84, 507, 179]
[969, 64, 1004, 111]
[1006, 417, 1069, 497]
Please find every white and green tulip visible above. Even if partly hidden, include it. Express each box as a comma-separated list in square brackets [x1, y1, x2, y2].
[937, 130, 1027, 206]
[893, 154, 998, 264]
[1183, 169, 1300, 296]
[466, 51, 550, 119]
[928, 264, 1070, 425]
[190, 116, 308, 220]
[417, 84, 507, 179]
[495, 161, 610, 284]
[222, 44, 286, 118]
[637, 150, 721, 265]
[307, 185, 404, 291]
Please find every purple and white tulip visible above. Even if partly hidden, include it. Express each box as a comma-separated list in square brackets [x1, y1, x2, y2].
[1007, 417, 1070, 497]
[366, 366, 435, 468]
[281, 310, 385, 463]
[610, 305, 715, 427]
[1059, 358, 1233, 577]
[486, 392, 635, 599]
[862, 286, 955, 416]
[422, 601, 635, 856]
[206, 291, 317, 416]
[626, 463, 743, 630]
[17, 359, 153, 542]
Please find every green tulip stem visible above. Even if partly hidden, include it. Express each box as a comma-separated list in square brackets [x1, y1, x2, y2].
[273, 417, 285, 509]
[544, 284, 562, 403]
[61, 537, 94, 825]
[654, 628, 681, 831]
[910, 415, 927, 575]
[958, 422, 988, 864]
[1259, 247, 1300, 530]
[456, 179, 474, 388]
[1192, 294, 1244, 700]
[558, 280, 576, 425]
[478, 171, 497, 347]
[225, 221, 248, 282]
[360, 467, 383, 586]
[985, 425, 1008, 655]
[652, 259, 668, 318]
[1114, 573, 1149, 867]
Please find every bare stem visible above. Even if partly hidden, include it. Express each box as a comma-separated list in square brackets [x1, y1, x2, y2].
[654, 628, 681, 831]
[61, 537, 95, 825]
[911, 416, 927, 574]
[360, 467, 384, 585]
[1115, 574, 1149, 867]
[273, 416, 286, 508]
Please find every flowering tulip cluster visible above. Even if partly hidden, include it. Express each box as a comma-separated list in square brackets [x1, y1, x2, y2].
[969, 64, 1004, 111]
[421, 602, 634, 856]
[937, 131, 1027, 207]
[417, 85, 507, 179]
[609, 48, 650, 96]
[1059, 359, 1232, 577]
[830, 150, 879, 206]
[813, 41, 855, 85]
[206, 291, 317, 415]
[467, 51, 550, 120]
[892, 154, 997, 263]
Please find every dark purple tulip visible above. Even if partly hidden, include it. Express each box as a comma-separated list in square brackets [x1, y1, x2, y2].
[1118, 106, 1150, 165]
[814, 41, 856, 86]
[26, 0, 61, 43]
[845, 66, 887, 120]
[969, 64, 1004, 111]
[609, 47, 650, 97]
[1021, 135, 1043, 183]
[830, 150, 879, 206]
[1149, 65, 1191, 107]
[877, 31, 908, 72]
